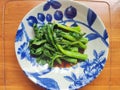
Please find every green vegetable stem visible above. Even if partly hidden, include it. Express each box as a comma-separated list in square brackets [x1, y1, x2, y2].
[29, 23, 88, 67]
[57, 44, 88, 60]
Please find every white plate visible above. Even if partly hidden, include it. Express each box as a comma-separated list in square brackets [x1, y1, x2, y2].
[15, 0, 109, 90]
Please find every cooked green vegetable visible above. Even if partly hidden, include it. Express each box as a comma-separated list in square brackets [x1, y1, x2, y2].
[60, 31, 76, 41]
[62, 57, 77, 64]
[57, 44, 87, 60]
[29, 23, 88, 67]
[70, 41, 87, 49]
[56, 23, 80, 33]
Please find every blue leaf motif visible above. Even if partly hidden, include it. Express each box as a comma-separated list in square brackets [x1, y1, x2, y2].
[90, 68, 98, 77]
[103, 30, 108, 40]
[17, 42, 28, 60]
[16, 29, 23, 42]
[38, 78, 60, 90]
[30, 72, 39, 77]
[99, 50, 105, 58]
[84, 67, 93, 77]
[86, 33, 99, 41]
[16, 23, 30, 42]
[80, 60, 91, 69]
[16, 23, 25, 42]
[93, 57, 106, 71]
[29, 72, 59, 90]
[51, 1, 61, 9]
[69, 84, 76, 90]
[26, 16, 38, 27]
[39, 68, 52, 76]
[64, 76, 74, 82]
[21, 52, 26, 59]
[64, 72, 83, 89]
[43, 2, 51, 11]
[71, 72, 77, 80]
[17, 42, 35, 64]
[87, 9, 97, 26]
[93, 50, 98, 59]
[31, 73, 59, 90]
[98, 57, 106, 65]
[100, 58, 106, 65]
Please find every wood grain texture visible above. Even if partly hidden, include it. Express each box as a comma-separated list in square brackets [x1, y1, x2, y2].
[110, 1, 120, 90]
[0, 0, 4, 90]
[4, 1, 46, 90]
[0, 0, 119, 90]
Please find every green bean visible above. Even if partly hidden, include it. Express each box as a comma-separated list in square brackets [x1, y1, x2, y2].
[35, 48, 43, 55]
[71, 26, 81, 32]
[80, 38, 88, 44]
[60, 39, 71, 45]
[60, 32, 76, 41]
[43, 49, 52, 57]
[56, 58, 62, 64]
[32, 39, 46, 46]
[71, 41, 87, 49]
[44, 44, 55, 52]
[30, 48, 36, 55]
[45, 33, 50, 42]
[33, 24, 38, 34]
[47, 25, 58, 50]
[70, 32, 85, 40]
[36, 57, 48, 65]
[50, 54, 62, 67]
[33, 24, 44, 39]
[57, 44, 88, 60]
[57, 23, 80, 33]
[30, 47, 44, 56]
[62, 57, 77, 64]
[70, 47, 78, 52]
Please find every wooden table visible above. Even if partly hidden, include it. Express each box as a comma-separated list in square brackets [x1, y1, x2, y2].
[0, 0, 120, 90]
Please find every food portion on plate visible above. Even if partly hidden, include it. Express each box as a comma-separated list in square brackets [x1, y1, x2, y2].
[29, 23, 88, 67]
[15, 0, 109, 89]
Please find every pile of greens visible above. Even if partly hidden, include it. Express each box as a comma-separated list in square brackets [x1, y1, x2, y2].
[29, 23, 88, 67]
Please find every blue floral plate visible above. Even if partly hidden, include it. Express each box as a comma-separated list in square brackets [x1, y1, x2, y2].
[15, 0, 109, 90]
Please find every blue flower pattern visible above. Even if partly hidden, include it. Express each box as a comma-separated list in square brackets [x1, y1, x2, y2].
[15, 0, 109, 90]
[64, 72, 83, 89]
[17, 42, 28, 60]
[17, 42, 36, 65]
[15, 25, 24, 42]
[64, 50, 106, 89]
[87, 8, 97, 26]
[82, 50, 106, 78]
[16, 23, 30, 42]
